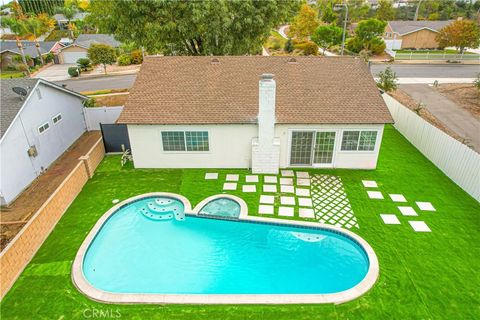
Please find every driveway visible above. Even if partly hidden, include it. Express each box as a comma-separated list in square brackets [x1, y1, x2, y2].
[33, 63, 75, 81]
[400, 84, 480, 151]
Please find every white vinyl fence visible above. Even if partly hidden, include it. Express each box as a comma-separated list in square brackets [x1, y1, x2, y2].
[383, 94, 480, 202]
[84, 106, 123, 131]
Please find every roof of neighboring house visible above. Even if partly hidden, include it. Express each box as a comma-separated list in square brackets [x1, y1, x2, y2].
[388, 20, 453, 35]
[74, 34, 120, 48]
[0, 41, 60, 58]
[0, 79, 87, 139]
[53, 12, 88, 22]
[118, 56, 393, 125]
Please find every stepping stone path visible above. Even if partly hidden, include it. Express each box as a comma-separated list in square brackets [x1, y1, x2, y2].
[297, 178, 310, 186]
[264, 176, 277, 183]
[223, 182, 237, 191]
[298, 197, 313, 207]
[280, 178, 293, 185]
[299, 208, 315, 218]
[242, 185, 256, 193]
[416, 202, 435, 211]
[245, 175, 259, 183]
[398, 206, 418, 216]
[380, 214, 401, 225]
[263, 184, 277, 193]
[409, 221, 431, 232]
[259, 205, 274, 215]
[278, 206, 294, 217]
[226, 174, 239, 181]
[362, 180, 378, 188]
[281, 170, 294, 177]
[296, 188, 310, 197]
[367, 191, 384, 199]
[280, 196, 295, 205]
[205, 173, 218, 180]
[311, 174, 359, 229]
[389, 194, 407, 202]
[260, 195, 275, 204]
[280, 185, 295, 193]
[296, 172, 310, 178]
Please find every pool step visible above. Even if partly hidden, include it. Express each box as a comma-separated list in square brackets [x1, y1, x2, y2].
[140, 207, 173, 221]
[174, 210, 185, 221]
[154, 198, 175, 207]
[147, 201, 176, 214]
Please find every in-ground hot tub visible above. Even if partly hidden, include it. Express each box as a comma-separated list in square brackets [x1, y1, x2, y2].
[73, 193, 379, 304]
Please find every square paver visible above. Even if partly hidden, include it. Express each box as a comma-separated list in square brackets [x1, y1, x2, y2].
[264, 176, 277, 183]
[298, 198, 313, 207]
[416, 202, 436, 211]
[281, 170, 294, 177]
[280, 178, 294, 185]
[297, 178, 311, 186]
[226, 174, 239, 181]
[278, 206, 294, 217]
[280, 196, 295, 205]
[263, 184, 277, 193]
[223, 183, 237, 190]
[389, 194, 407, 202]
[296, 171, 310, 178]
[367, 191, 384, 199]
[280, 185, 295, 193]
[259, 205, 274, 215]
[362, 180, 378, 188]
[205, 172, 218, 180]
[380, 214, 401, 225]
[242, 185, 256, 193]
[296, 188, 310, 196]
[299, 208, 315, 218]
[398, 206, 418, 216]
[409, 221, 431, 232]
[245, 175, 259, 183]
[260, 195, 275, 204]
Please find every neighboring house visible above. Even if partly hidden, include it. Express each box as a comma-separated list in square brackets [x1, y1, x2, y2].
[117, 56, 393, 173]
[53, 12, 89, 29]
[384, 20, 453, 50]
[0, 41, 63, 70]
[0, 79, 87, 206]
[57, 34, 120, 64]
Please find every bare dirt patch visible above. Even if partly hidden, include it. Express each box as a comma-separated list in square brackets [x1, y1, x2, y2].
[433, 84, 480, 120]
[92, 93, 129, 107]
[388, 89, 463, 142]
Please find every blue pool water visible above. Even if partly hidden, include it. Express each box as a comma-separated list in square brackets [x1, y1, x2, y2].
[199, 197, 241, 218]
[83, 197, 369, 294]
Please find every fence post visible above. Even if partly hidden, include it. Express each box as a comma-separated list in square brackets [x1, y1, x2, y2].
[410, 52, 412, 60]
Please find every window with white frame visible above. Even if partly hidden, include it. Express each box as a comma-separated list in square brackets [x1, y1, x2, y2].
[38, 122, 50, 134]
[53, 113, 62, 124]
[161, 131, 209, 152]
[341, 130, 377, 151]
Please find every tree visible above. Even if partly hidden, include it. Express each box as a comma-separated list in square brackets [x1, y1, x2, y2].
[311, 24, 343, 54]
[436, 20, 480, 53]
[55, 1, 79, 39]
[347, 18, 386, 54]
[376, 66, 398, 92]
[19, 0, 64, 15]
[21, 16, 46, 65]
[88, 0, 300, 55]
[376, 0, 395, 21]
[289, 4, 320, 40]
[87, 44, 117, 75]
[0, 17, 30, 75]
[321, 5, 337, 24]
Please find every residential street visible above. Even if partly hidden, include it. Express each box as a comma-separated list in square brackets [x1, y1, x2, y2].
[400, 84, 480, 151]
[54, 74, 137, 92]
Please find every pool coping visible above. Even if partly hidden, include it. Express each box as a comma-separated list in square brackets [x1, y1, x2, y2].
[72, 192, 379, 305]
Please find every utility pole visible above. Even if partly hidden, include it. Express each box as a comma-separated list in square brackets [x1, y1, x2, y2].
[335, 3, 349, 56]
[414, 0, 423, 21]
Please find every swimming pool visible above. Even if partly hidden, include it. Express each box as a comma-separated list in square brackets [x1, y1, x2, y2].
[73, 193, 378, 304]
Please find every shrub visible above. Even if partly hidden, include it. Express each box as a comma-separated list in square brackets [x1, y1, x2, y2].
[346, 37, 363, 53]
[68, 66, 80, 77]
[474, 73, 480, 92]
[16, 64, 28, 72]
[284, 38, 294, 53]
[44, 52, 54, 63]
[77, 58, 91, 71]
[130, 49, 143, 64]
[294, 41, 318, 56]
[83, 97, 96, 108]
[376, 66, 398, 92]
[368, 37, 386, 55]
[6, 64, 18, 71]
[117, 54, 132, 66]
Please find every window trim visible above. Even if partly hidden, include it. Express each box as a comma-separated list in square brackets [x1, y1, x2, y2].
[160, 130, 211, 154]
[38, 122, 50, 134]
[52, 113, 62, 124]
[339, 129, 380, 153]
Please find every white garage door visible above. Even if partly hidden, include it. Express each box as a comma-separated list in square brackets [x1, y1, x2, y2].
[384, 39, 402, 50]
[62, 51, 88, 64]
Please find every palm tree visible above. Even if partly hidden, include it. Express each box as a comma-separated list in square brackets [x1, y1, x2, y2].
[56, 3, 78, 39]
[1, 17, 30, 75]
[22, 16, 45, 65]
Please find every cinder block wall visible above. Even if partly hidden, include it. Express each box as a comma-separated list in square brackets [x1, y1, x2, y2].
[0, 137, 105, 299]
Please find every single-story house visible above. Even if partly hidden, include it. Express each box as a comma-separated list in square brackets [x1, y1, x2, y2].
[53, 12, 89, 29]
[0, 41, 63, 70]
[383, 20, 453, 50]
[57, 34, 121, 64]
[117, 56, 393, 173]
[0, 79, 87, 205]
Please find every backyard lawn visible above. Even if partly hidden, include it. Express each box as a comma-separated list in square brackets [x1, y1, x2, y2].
[0, 71, 25, 79]
[1, 125, 479, 319]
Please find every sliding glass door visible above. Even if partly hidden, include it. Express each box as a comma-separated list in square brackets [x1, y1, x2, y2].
[289, 130, 337, 167]
[313, 131, 336, 165]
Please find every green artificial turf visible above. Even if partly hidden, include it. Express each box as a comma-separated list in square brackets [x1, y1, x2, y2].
[1, 125, 479, 319]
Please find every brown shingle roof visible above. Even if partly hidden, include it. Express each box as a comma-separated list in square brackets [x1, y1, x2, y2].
[117, 56, 393, 125]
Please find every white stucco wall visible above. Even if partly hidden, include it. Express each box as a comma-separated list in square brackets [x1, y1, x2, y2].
[0, 82, 86, 205]
[128, 123, 385, 170]
[275, 124, 385, 169]
[127, 124, 257, 168]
